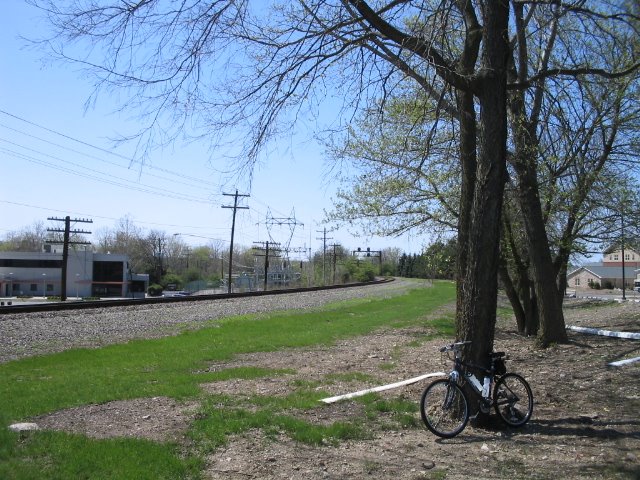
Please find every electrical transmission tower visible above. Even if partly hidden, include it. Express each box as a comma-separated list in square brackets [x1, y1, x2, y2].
[47, 216, 92, 301]
[252, 241, 282, 291]
[265, 208, 303, 258]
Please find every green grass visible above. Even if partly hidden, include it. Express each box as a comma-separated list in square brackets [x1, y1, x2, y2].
[358, 393, 419, 428]
[0, 429, 201, 480]
[0, 281, 456, 479]
[189, 398, 370, 452]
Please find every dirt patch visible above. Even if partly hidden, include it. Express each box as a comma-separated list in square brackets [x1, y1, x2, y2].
[32, 298, 640, 479]
[34, 397, 198, 443]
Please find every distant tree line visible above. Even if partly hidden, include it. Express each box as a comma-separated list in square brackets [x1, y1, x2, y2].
[0, 218, 403, 291]
[398, 239, 456, 280]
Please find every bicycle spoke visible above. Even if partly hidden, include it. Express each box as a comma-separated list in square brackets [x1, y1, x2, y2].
[493, 373, 533, 427]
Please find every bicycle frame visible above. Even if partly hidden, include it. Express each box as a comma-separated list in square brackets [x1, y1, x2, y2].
[422, 341, 533, 437]
[445, 343, 502, 413]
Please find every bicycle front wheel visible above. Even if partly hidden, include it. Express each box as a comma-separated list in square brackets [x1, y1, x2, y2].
[493, 373, 533, 427]
[420, 379, 469, 438]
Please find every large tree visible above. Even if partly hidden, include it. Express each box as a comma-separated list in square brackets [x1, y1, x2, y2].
[30, 0, 639, 386]
[328, 4, 639, 345]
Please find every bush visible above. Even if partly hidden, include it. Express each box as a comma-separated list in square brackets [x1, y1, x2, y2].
[161, 273, 183, 290]
[354, 262, 377, 282]
[147, 284, 164, 296]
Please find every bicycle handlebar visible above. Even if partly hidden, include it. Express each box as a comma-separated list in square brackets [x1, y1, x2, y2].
[439, 340, 472, 352]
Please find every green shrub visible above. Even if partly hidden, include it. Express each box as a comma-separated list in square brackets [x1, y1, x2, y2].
[588, 279, 601, 290]
[147, 284, 164, 296]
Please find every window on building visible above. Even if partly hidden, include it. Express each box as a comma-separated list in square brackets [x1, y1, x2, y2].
[46, 284, 53, 292]
[575, 278, 580, 286]
[625, 254, 631, 260]
[12, 283, 19, 292]
[30, 284, 37, 292]
[0, 259, 63, 268]
[614, 254, 619, 260]
[93, 261, 124, 282]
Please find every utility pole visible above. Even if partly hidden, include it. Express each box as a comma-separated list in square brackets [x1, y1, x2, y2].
[253, 241, 281, 291]
[47, 216, 92, 301]
[316, 228, 333, 285]
[156, 237, 164, 282]
[329, 243, 342, 285]
[222, 190, 249, 293]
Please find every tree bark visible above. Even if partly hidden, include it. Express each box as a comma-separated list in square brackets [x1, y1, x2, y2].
[498, 261, 526, 332]
[456, 0, 510, 370]
[509, 90, 568, 345]
[455, 88, 476, 324]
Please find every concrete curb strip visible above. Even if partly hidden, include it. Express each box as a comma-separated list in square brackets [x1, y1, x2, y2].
[321, 371, 445, 404]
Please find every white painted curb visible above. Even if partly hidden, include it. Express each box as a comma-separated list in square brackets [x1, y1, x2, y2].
[321, 371, 445, 404]
[609, 356, 640, 367]
[566, 325, 640, 367]
[566, 325, 640, 340]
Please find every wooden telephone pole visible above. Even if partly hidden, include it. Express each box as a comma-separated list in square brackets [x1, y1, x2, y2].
[253, 241, 282, 291]
[315, 228, 333, 285]
[47, 216, 92, 301]
[222, 190, 249, 293]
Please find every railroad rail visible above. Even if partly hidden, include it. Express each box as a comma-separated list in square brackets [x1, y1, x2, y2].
[0, 278, 394, 315]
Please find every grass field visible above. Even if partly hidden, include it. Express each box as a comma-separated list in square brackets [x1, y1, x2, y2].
[0, 281, 456, 479]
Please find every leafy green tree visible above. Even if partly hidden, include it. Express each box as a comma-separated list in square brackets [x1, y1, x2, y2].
[423, 239, 456, 280]
[160, 272, 183, 290]
[183, 267, 203, 284]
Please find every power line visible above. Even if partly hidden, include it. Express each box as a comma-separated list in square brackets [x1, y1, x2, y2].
[0, 121, 213, 192]
[1, 145, 212, 204]
[0, 200, 225, 232]
[0, 108, 213, 187]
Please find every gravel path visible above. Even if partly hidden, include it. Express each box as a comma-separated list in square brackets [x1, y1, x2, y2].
[0, 279, 429, 364]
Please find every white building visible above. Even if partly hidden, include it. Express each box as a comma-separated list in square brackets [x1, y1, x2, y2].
[0, 249, 148, 299]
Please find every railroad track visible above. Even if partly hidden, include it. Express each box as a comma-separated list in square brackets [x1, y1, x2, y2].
[0, 278, 393, 315]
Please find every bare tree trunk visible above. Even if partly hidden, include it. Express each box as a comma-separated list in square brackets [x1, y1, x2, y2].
[509, 87, 568, 344]
[500, 209, 541, 336]
[455, 88, 476, 323]
[456, 0, 510, 380]
[498, 261, 526, 332]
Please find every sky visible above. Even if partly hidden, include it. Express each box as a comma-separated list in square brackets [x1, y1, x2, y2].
[0, 1, 423, 259]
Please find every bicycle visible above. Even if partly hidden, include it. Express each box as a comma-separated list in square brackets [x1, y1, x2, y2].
[420, 341, 533, 438]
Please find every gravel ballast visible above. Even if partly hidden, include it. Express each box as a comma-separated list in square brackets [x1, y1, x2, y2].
[0, 279, 427, 364]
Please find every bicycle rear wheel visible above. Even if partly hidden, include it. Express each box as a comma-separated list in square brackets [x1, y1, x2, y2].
[493, 373, 533, 427]
[420, 379, 469, 438]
